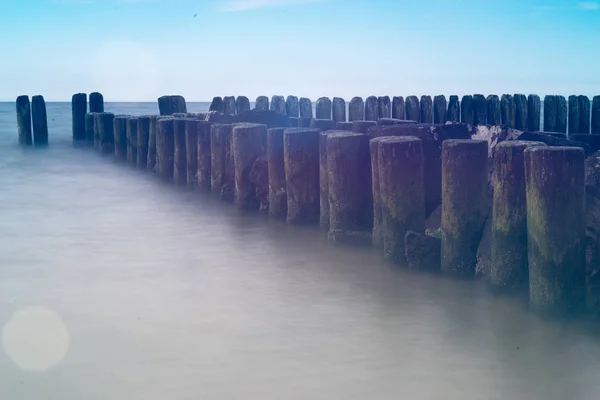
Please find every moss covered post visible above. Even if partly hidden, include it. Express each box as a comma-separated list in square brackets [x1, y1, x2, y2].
[524, 146, 586, 316]
[284, 128, 321, 225]
[491, 141, 545, 291]
[441, 140, 488, 277]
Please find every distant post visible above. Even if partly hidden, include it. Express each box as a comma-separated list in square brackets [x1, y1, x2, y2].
[316, 97, 332, 119]
[446, 95, 460, 122]
[556, 96, 567, 133]
[460, 95, 474, 125]
[568, 95, 580, 134]
[270, 95, 286, 115]
[236, 96, 251, 114]
[30, 95, 48, 147]
[579, 95, 590, 134]
[514, 94, 528, 131]
[299, 97, 312, 118]
[433, 95, 446, 124]
[209, 96, 223, 112]
[332, 97, 346, 123]
[16, 95, 32, 146]
[222, 96, 236, 114]
[420, 95, 433, 123]
[500, 94, 515, 128]
[543, 95, 557, 132]
[392, 96, 405, 120]
[378, 96, 391, 119]
[473, 94, 487, 126]
[286, 96, 299, 118]
[405, 96, 419, 122]
[528, 94, 541, 132]
[486, 95, 501, 126]
[365, 96, 378, 121]
[349, 97, 364, 121]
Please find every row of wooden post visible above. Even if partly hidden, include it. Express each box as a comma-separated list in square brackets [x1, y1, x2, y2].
[73, 92, 588, 318]
[210, 94, 600, 135]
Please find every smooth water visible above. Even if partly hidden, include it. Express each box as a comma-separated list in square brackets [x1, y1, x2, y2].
[0, 102, 598, 400]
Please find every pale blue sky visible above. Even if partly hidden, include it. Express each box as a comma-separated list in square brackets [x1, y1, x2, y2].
[0, 0, 599, 101]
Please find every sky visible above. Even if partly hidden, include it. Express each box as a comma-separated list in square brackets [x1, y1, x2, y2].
[0, 0, 599, 101]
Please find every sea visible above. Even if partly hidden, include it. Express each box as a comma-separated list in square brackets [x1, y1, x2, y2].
[0, 101, 599, 400]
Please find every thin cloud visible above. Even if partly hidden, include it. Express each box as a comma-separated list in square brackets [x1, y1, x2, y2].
[220, 0, 328, 12]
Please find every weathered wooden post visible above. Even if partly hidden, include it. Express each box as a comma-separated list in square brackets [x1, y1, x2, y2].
[93, 113, 102, 149]
[332, 97, 346, 123]
[137, 116, 151, 168]
[270, 95, 286, 115]
[173, 118, 188, 185]
[352, 121, 376, 134]
[255, 96, 269, 111]
[579, 95, 590, 134]
[569, 95, 580, 134]
[544, 95, 557, 132]
[171, 96, 187, 114]
[501, 94, 515, 128]
[556, 96, 567, 133]
[446, 95, 460, 122]
[183, 119, 199, 186]
[473, 94, 487, 126]
[365, 96, 378, 121]
[485, 95, 500, 125]
[232, 123, 267, 210]
[284, 128, 320, 224]
[514, 94, 528, 131]
[460, 95, 474, 126]
[441, 139, 488, 277]
[222, 96, 236, 114]
[379, 137, 425, 263]
[316, 97, 332, 119]
[156, 118, 175, 180]
[349, 97, 364, 121]
[593, 96, 600, 135]
[114, 115, 128, 162]
[267, 127, 287, 219]
[147, 116, 158, 171]
[72, 93, 87, 143]
[236, 96, 250, 114]
[392, 96, 405, 120]
[433, 95, 446, 124]
[196, 121, 212, 190]
[16, 95, 32, 146]
[310, 118, 334, 131]
[126, 117, 138, 165]
[96, 112, 115, 154]
[211, 124, 234, 201]
[319, 131, 330, 229]
[525, 146, 586, 316]
[286, 96, 299, 118]
[209, 97, 223, 112]
[31, 95, 48, 147]
[327, 132, 372, 244]
[158, 96, 172, 115]
[528, 94, 541, 132]
[297, 117, 312, 128]
[420, 95, 433, 123]
[89, 92, 104, 113]
[299, 97, 312, 118]
[336, 121, 354, 130]
[406, 96, 420, 122]
[491, 141, 545, 291]
[370, 137, 387, 248]
[378, 96, 391, 119]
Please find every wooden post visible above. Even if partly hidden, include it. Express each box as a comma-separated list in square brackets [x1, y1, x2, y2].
[352, 121, 376, 134]
[379, 137, 425, 263]
[319, 131, 330, 230]
[446, 95, 460, 122]
[299, 97, 312, 118]
[433, 95, 446, 124]
[126, 117, 138, 165]
[473, 94, 487, 126]
[486, 95, 501, 125]
[310, 118, 335, 131]
[97, 113, 115, 154]
[85, 112, 95, 148]
[405, 96, 420, 122]
[378, 96, 391, 119]
[315, 97, 332, 119]
[222, 96, 236, 114]
[255, 96, 269, 111]
[156, 118, 175, 180]
[370, 136, 387, 248]
[89, 92, 104, 113]
[332, 97, 346, 123]
[365, 96, 378, 121]
[286, 96, 299, 118]
[72, 93, 87, 143]
[297, 117, 312, 128]
[579, 95, 590, 134]
[236, 96, 250, 114]
[211, 124, 234, 201]
[270, 95, 286, 115]
[232, 123, 267, 210]
[392, 96, 405, 120]
[593, 96, 600, 135]
[170, 96, 187, 114]
[30, 95, 48, 147]
[209, 97, 223, 112]
[441, 139, 488, 278]
[158, 96, 172, 115]
[491, 141, 545, 291]
[420, 95, 433, 123]
[16, 95, 32, 146]
[183, 119, 199, 186]
[460, 95, 474, 125]
[137, 116, 150, 168]
[569, 95, 580, 134]
[114, 115, 128, 162]
[544, 95, 557, 132]
[327, 132, 372, 244]
[196, 121, 212, 190]
[284, 128, 320, 224]
[173, 118, 188, 185]
[514, 94, 528, 131]
[349, 97, 364, 121]
[147, 116, 158, 171]
[267, 127, 287, 219]
[525, 146, 586, 316]
[556, 95, 568, 133]
[93, 113, 101, 149]
[501, 94, 515, 128]
[528, 94, 541, 132]
[336, 121, 353, 130]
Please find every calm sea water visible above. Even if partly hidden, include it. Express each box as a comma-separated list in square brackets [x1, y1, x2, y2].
[0, 102, 598, 400]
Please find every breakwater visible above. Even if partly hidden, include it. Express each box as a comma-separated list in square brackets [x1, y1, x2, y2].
[13, 92, 600, 319]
